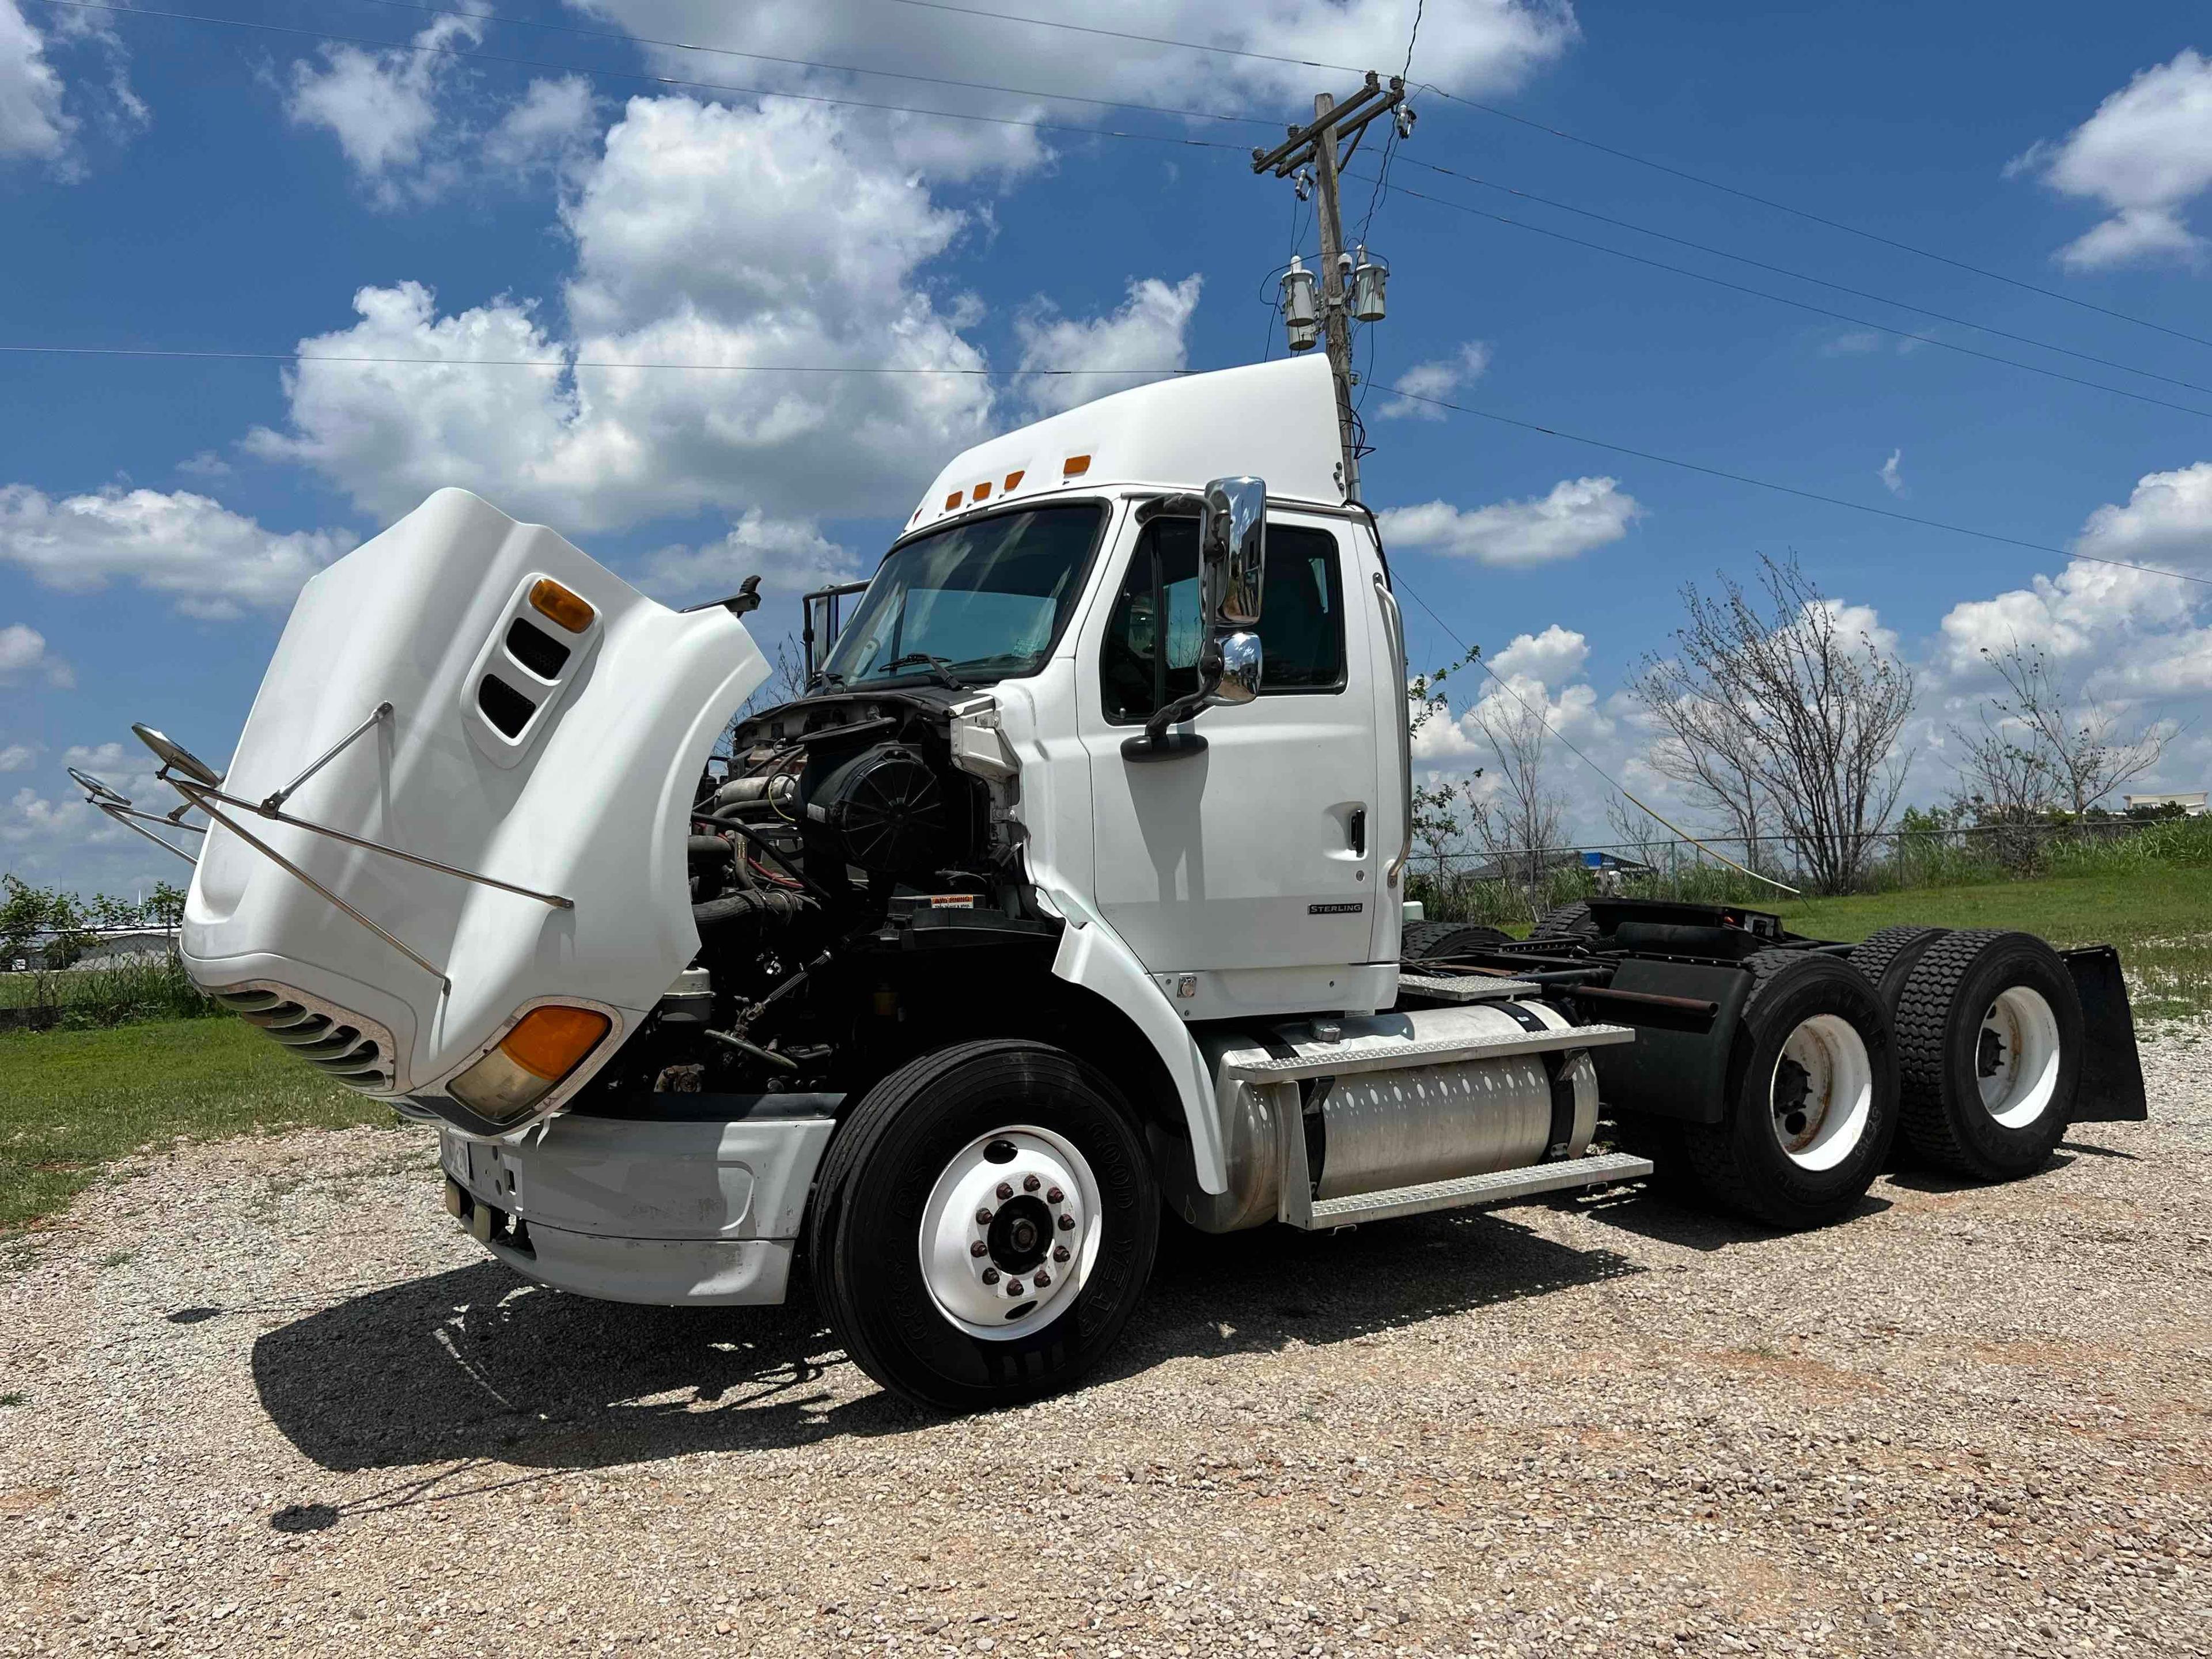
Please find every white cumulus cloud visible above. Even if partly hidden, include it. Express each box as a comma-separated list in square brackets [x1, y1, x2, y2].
[0, 0, 144, 172]
[0, 622, 71, 687]
[581, 1, 1578, 115]
[1014, 275, 1202, 418]
[286, 15, 598, 203]
[2013, 50, 2212, 270]
[0, 0, 66, 161]
[1379, 476, 1642, 566]
[0, 743, 33, 772]
[1377, 342, 1491, 419]
[0, 486, 356, 619]
[1938, 461, 2212, 700]
[251, 94, 1196, 534]
[638, 509, 867, 603]
[1880, 448, 1903, 495]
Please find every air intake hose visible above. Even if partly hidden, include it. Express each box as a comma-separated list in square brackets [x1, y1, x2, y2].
[692, 887, 813, 933]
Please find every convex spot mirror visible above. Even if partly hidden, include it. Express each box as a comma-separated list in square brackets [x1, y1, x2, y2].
[1200, 475, 1266, 630]
[1206, 630, 1263, 707]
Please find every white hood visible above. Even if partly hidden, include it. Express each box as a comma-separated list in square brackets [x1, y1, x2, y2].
[181, 488, 768, 1110]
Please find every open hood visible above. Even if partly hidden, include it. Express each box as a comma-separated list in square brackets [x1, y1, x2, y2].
[180, 488, 768, 1124]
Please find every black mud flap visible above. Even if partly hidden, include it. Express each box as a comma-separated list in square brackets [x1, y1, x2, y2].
[2065, 946, 2147, 1123]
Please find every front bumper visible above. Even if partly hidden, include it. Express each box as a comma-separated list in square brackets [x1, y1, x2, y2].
[438, 1093, 839, 1306]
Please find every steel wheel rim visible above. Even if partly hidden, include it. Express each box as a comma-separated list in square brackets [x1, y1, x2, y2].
[1977, 986, 2062, 1128]
[1769, 1014, 1874, 1172]
[918, 1123, 1101, 1342]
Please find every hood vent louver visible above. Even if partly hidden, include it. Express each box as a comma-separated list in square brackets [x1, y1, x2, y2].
[211, 986, 396, 1093]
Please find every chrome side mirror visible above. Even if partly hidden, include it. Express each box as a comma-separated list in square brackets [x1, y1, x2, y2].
[1126, 480, 1268, 760]
[1206, 630, 1262, 707]
[1200, 475, 1266, 628]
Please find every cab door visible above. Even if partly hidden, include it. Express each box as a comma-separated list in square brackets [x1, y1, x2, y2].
[1073, 506, 1380, 975]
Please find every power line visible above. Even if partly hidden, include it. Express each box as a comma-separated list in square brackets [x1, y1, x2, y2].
[868, 0, 2210, 354]
[1412, 88, 2212, 355]
[29, 1, 1251, 151]
[1378, 384, 2212, 590]
[340, 0, 1275, 128]
[1392, 156, 2212, 403]
[1372, 176, 2212, 423]
[873, 0, 1363, 76]
[0, 342, 1187, 376]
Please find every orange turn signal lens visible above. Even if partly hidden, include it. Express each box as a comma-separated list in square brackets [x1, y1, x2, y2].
[1003, 469, 1025, 491]
[945, 490, 964, 510]
[972, 480, 991, 501]
[1062, 454, 1090, 476]
[529, 578, 595, 634]
[500, 1005, 611, 1081]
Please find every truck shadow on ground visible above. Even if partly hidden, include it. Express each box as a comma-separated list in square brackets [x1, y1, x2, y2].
[249, 1209, 1641, 1476]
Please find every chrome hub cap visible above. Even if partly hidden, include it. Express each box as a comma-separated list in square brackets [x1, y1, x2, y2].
[919, 1126, 1100, 1341]
[1770, 1014, 1874, 1172]
[1977, 986, 2062, 1128]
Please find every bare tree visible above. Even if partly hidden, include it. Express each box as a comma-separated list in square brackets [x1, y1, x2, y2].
[1405, 647, 1484, 891]
[1969, 638, 2166, 819]
[1632, 555, 1916, 895]
[1466, 684, 1566, 912]
[718, 633, 810, 758]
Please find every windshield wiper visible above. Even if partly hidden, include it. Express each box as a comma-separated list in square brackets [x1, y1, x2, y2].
[877, 653, 969, 689]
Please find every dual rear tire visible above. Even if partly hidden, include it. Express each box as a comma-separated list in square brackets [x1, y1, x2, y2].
[1679, 950, 1899, 1229]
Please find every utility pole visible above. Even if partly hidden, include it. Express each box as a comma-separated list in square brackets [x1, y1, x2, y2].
[1253, 72, 1410, 504]
[1309, 91, 1359, 501]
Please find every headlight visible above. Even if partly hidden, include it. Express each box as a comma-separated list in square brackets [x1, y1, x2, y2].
[445, 1004, 612, 1124]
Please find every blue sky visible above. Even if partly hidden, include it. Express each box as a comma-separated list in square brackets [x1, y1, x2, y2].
[5, 1, 2212, 896]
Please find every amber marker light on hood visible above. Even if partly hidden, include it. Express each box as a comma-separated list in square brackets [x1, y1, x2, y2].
[529, 578, 595, 634]
[1062, 454, 1090, 476]
[445, 1004, 612, 1124]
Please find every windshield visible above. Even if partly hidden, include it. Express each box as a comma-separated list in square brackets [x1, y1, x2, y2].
[820, 503, 1106, 687]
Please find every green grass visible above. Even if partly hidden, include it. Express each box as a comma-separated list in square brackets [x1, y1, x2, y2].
[0, 1017, 395, 1234]
[1771, 868, 2212, 1022]
[0, 955, 214, 1023]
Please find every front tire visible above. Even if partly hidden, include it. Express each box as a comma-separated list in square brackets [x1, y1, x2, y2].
[1682, 950, 1899, 1229]
[1894, 930, 2082, 1180]
[808, 1039, 1159, 1412]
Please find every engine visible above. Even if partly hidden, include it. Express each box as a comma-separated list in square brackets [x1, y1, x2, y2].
[572, 686, 1037, 1104]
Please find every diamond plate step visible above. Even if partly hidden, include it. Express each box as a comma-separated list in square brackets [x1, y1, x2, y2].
[1395, 972, 1542, 1003]
[1293, 1152, 1654, 1229]
[1221, 1021, 1634, 1084]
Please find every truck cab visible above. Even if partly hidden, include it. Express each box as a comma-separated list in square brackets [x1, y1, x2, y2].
[142, 353, 2138, 1413]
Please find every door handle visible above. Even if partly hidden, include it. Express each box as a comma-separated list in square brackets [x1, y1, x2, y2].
[1348, 806, 1367, 857]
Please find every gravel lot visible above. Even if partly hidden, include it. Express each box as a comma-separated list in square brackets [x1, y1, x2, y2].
[5, 1025, 2211, 1658]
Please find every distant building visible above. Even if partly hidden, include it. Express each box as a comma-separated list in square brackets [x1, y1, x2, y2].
[2, 925, 180, 971]
[2123, 791, 2207, 817]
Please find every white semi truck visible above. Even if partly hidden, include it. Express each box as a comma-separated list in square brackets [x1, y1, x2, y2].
[113, 354, 2144, 1410]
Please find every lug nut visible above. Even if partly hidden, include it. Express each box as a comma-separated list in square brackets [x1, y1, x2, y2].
[995, 1181, 1013, 1202]
[1033, 1270, 1051, 1288]
[1006, 1279, 1024, 1297]
[1046, 1185, 1064, 1203]
[980, 1267, 999, 1285]
[1022, 1174, 1041, 1192]
[1057, 1213, 1075, 1231]
[969, 1240, 989, 1257]
[1052, 1245, 1070, 1263]
[975, 1207, 993, 1225]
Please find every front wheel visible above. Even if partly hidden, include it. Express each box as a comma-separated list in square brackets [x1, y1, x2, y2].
[808, 1040, 1159, 1412]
